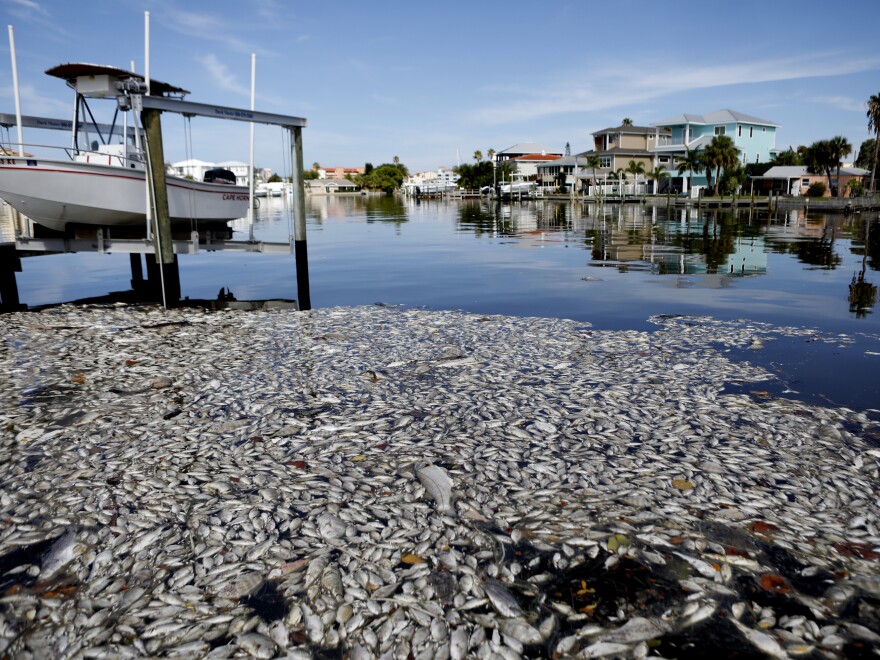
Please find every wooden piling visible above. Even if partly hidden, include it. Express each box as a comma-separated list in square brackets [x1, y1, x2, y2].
[0, 245, 22, 311]
[290, 127, 311, 310]
[141, 107, 180, 305]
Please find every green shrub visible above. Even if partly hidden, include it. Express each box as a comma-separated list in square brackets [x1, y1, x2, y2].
[807, 182, 827, 197]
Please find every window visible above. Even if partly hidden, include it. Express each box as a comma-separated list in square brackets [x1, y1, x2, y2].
[738, 125, 742, 137]
[599, 156, 612, 168]
[659, 156, 670, 163]
[714, 126, 726, 136]
[802, 179, 810, 186]
[749, 127, 753, 138]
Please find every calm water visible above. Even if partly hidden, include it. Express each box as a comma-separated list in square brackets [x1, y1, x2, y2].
[15, 195, 880, 412]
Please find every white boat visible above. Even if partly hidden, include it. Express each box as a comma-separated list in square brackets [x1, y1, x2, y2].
[497, 173, 537, 197]
[0, 63, 250, 232]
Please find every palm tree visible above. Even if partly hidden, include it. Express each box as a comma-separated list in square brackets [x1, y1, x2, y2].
[312, 162, 321, 171]
[704, 135, 739, 195]
[804, 139, 836, 193]
[828, 136, 852, 197]
[615, 167, 628, 198]
[867, 93, 880, 192]
[626, 160, 646, 195]
[622, 118, 634, 126]
[647, 165, 669, 194]
[473, 150, 483, 163]
[487, 148, 496, 162]
[676, 147, 704, 194]
[586, 155, 603, 197]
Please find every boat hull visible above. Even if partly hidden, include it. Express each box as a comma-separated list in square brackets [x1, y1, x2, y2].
[0, 156, 249, 231]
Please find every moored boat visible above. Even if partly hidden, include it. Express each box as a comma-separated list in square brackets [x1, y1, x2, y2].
[0, 63, 250, 232]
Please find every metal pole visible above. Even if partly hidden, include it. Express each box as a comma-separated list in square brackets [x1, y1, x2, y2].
[248, 53, 256, 242]
[143, 13, 152, 239]
[290, 127, 311, 310]
[7, 26, 24, 156]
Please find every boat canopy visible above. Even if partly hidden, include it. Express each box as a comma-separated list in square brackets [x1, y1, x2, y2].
[45, 63, 189, 98]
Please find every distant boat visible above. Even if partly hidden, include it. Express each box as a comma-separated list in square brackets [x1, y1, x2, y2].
[0, 63, 249, 232]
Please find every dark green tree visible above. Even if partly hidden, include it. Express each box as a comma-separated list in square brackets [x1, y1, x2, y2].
[676, 147, 704, 194]
[867, 93, 880, 191]
[772, 147, 803, 166]
[355, 162, 408, 193]
[704, 135, 739, 195]
[804, 140, 836, 194]
[828, 135, 852, 197]
[855, 139, 876, 169]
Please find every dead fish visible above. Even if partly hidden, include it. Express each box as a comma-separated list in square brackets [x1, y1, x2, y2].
[416, 463, 453, 513]
[484, 578, 521, 617]
[40, 529, 85, 580]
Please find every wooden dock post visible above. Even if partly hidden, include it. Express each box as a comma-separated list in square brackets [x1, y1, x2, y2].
[0, 245, 22, 311]
[290, 126, 311, 310]
[141, 107, 180, 305]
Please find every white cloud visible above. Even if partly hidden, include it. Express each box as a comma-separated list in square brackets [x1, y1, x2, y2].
[197, 54, 251, 98]
[471, 53, 880, 125]
[810, 95, 867, 112]
[6, 0, 47, 14]
[159, 8, 253, 53]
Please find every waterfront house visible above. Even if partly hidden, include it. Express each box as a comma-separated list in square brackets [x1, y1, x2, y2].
[536, 156, 588, 192]
[650, 109, 780, 193]
[751, 165, 869, 196]
[495, 143, 563, 178]
[215, 160, 250, 186]
[305, 178, 359, 194]
[319, 166, 365, 179]
[575, 124, 672, 195]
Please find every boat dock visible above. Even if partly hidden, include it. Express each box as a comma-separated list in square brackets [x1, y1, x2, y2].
[0, 200, 300, 312]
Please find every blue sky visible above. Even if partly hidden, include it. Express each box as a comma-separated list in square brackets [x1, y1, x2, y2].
[2, 0, 879, 175]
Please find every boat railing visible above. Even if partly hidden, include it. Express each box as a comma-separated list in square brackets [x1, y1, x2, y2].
[0, 141, 145, 170]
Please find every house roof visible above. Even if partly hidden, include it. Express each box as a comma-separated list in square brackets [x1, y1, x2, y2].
[592, 125, 671, 136]
[498, 142, 561, 156]
[576, 147, 653, 157]
[652, 109, 780, 128]
[512, 153, 562, 162]
[171, 158, 214, 167]
[216, 160, 248, 167]
[761, 165, 870, 178]
[536, 156, 588, 170]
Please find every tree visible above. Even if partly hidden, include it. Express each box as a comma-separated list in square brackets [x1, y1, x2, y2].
[676, 147, 704, 194]
[772, 147, 802, 166]
[615, 167, 628, 198]
[487, 148, 496, 163]
[867, 93, 880, 192]
[626, 160, 646, 194]
[392, 156, 400, 165]
[268, 173, 283, 183]
[704, 135, 739, 195]
[473, 150, 483, 163]
[804, 139, 836, 194]
[565, 142, 571, 157]
[827, 136, 852, 196]
[647, 165, 668, 194]
[586, 155, 603, 197]
[454, 161, 495, 189]
[364, 162, 374, 174]
[355, 162, 408, 193]
[855, 139, 876, 169]
[622, 118, 634, 126]
[312, 162, 321, 171]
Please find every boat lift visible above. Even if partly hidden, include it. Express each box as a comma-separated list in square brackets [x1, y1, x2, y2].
[1, 80, 312, 312]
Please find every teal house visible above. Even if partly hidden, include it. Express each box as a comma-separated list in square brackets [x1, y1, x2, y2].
[650, 109, 780, 193]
